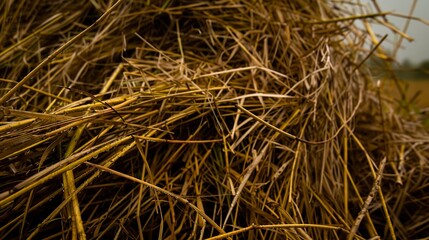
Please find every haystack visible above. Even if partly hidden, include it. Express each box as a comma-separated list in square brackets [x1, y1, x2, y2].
[1, 1, 428, 239]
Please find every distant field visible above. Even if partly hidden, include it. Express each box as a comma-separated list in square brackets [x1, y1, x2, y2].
[383, 79, 429, 109]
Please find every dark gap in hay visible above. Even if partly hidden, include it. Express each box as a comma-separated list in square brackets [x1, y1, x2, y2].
[0, 180, 63, 233]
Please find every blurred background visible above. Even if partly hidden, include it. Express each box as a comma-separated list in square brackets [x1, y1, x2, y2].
[363, 0, 429, 108]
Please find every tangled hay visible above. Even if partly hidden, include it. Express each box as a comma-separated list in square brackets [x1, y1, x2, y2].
[1, 0, 428, 239]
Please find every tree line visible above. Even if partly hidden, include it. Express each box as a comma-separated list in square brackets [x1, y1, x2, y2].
[396, 59, 429, 80]
[367, 57, 429, 80]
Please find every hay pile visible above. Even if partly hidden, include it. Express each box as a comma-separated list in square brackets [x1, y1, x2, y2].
[1, 0, 428, 239]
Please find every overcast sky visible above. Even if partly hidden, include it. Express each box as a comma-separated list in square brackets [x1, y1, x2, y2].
[361, 0, 429, 64]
